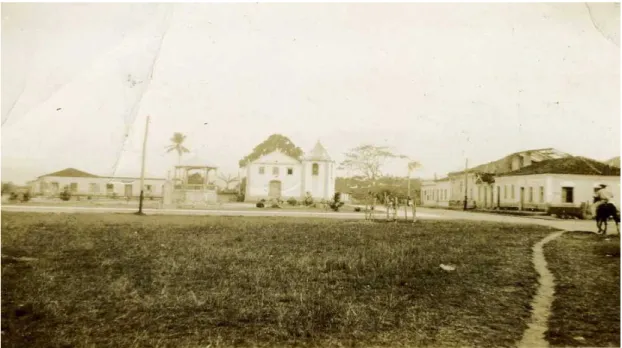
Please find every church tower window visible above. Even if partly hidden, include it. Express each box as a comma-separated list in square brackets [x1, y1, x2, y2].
[312, 163, 319, 176]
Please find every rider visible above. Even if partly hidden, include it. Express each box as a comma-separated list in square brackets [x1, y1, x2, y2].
[593, 183, 616, 213]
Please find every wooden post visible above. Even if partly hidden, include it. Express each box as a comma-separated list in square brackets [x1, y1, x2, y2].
[385, 193, 390, 221]
[137, 115, 150, 215]
[412, 191, 417, 223]
[463, 158, 468, 211]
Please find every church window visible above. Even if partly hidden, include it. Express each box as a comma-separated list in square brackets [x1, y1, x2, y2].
[259, 166, 265, 174]
[273, 167, 279, 175]
[287, 168, 293, 175]
[312, 163, 319, 176]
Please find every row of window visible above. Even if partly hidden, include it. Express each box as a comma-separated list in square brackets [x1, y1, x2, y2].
[258, 163, 320, 176]
[45, 182, 152, 194]
[425, 185, 570, 204]
[423, 188, 448, 201]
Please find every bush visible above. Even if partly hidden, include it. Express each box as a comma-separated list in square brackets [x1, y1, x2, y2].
[354, 207, 361, 212]
[60, 188, 71, 201]
[303, 192, 314, 206]
[271, 204, 281, 208]
[287, 197, 298, 206]
[256, 202, 265, 208]
[9, 192, 19, 202]
[22, 191, 31, 202]
[236, 193, 245, 202]
[329, 192, 345, 212]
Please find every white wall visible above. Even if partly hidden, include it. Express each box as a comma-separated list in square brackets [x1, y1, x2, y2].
[301, 160, 335, 201]
[494, 175, 549, 208]
[245, 151, 303, 200]
[32, 176, 166, 197]
[495, 174, 620, 209]
[421, 180, 451, 207]
[548, 174, 620, 207]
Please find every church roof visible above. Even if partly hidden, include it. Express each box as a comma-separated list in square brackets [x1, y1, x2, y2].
[304, 141, 332, 161]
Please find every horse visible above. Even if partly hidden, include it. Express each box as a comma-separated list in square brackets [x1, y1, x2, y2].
[595, 202, 620, 235]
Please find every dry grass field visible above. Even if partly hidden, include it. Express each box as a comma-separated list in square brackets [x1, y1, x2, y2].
[2, 212, 557, 347]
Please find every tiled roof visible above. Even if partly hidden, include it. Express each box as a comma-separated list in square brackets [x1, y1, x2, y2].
[38, 168, 99, 178]
[448, 148, 572, 176]
[498, 156, 620, 177]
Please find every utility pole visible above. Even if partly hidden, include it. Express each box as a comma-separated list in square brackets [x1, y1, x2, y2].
[463, 158, 468, 211]
[137, 115, 150, 215]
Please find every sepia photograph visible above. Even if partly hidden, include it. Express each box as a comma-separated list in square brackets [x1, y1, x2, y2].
[1, 2, 620, 347]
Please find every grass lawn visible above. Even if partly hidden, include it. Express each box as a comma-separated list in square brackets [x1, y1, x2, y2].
[2, 212, 555, 347]
[545, 232, 620, 347]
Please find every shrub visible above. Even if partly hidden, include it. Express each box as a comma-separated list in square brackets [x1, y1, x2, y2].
[22, 191, 31, 202]
[329, 192, 345, 212]
[354, 207, 361, 212]
[303, 192, 314, 206]
[111, 192, 118, 199]
[60, 188, 71, 201]
[287, 197, 298, 206]
[236, 193, 245, 202]
[271, 203, 281, 209]
[256, 202, 265, 208]
[9, 192, 19, 201]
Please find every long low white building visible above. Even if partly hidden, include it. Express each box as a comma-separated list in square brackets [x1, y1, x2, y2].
[494, 157, 620, 210]
[420, 149, 620, 213]
[29, 168, 167, 198]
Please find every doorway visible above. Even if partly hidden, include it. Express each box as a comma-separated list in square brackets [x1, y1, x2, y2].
[519, 187, 525, 211]
[269, 180, 282, 198]
[124, 184, 133, 198]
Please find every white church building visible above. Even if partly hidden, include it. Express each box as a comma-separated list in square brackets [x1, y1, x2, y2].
[243, 141, 336, 202]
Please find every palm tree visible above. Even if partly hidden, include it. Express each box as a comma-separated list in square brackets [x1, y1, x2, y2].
[166, 132, 190, 164]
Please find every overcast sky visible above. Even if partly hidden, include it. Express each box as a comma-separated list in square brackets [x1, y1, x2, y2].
[2, 2, 620, 184]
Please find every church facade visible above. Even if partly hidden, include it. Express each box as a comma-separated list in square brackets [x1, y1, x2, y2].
[243, 141, 336, 202]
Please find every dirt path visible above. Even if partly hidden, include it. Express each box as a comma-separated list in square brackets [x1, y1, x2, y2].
[517, 230, 566, 348]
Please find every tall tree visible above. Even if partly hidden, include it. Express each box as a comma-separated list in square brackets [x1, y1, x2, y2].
[340, 145, 407, 186]
[166, 132, 190, 164]
[239, 134, 304, 167]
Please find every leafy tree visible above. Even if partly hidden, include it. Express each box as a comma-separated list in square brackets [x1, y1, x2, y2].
[1, 182, 15, 195]
[340, 145, 407, 186]
[239, 134, 304, 167]
[166, 132, 190, 164]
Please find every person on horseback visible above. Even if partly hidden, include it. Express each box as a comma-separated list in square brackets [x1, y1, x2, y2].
[593, 183, 616, 213]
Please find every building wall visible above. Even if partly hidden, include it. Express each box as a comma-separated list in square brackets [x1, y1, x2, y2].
[493, 175, 549, 210]
[31, 176, 166, 198]
[548, 175, 620, 207]
[421, 180, 451, 207]
[301, 160, 334, 201]
[246, 162, 303, 200]
[448, 174, 478, 203]
[494, 174, 620, 209]
[473, 183, 495, 209]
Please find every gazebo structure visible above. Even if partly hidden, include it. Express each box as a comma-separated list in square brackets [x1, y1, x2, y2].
[163, 156, 219, 207]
